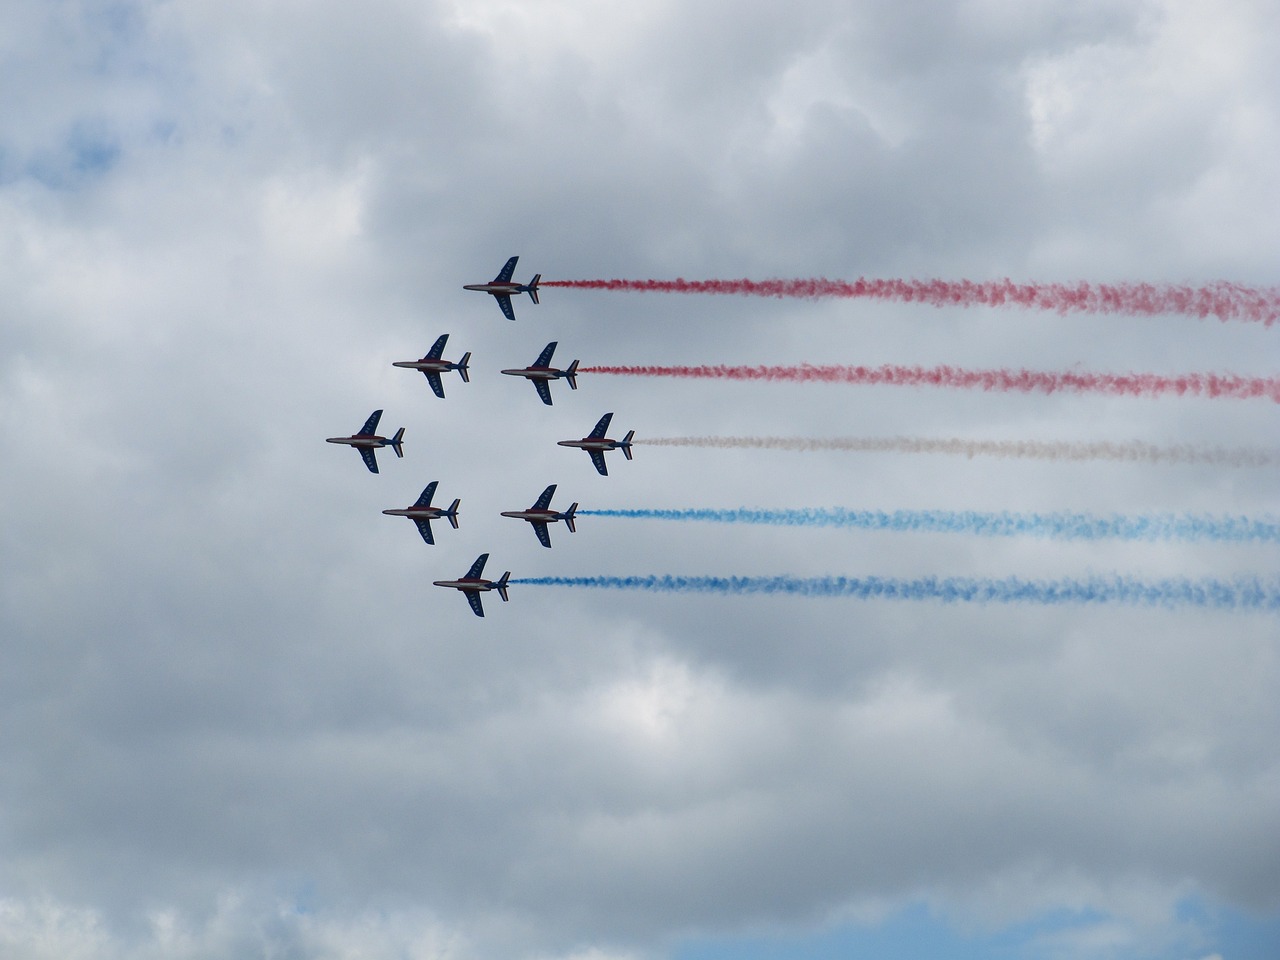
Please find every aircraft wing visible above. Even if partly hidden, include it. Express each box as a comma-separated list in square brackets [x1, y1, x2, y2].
[588, 412, 613, 438]
[533, 379, 553, 405]
[464, 553, 489, 579]
[414, 519, 435, 545]
[425, 371, 445, 399]
[494, 256, 518, 283]
[359, 447, 379, 473]
[360, 409, 383, 435]
[531, 521, 552, 549]
[414, 481, 438, 507]
[534, 341, 557, 367]
[532, 484, 556, 510]
[495, 295, 515, 321]
[426, 334, 448, 360]
[588, 449, 609, 476]
[465, 590, 485, 617]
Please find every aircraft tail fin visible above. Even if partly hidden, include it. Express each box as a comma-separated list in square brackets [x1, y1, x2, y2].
[447, 499, 461, 528]
[566, 359, 579, 390]
[458, 352, 471, 383]
[565, 503, 578, 533]
[528, 274, 541, 304]
[391, 427, 406, 458]
[496, 571, 511, 602]
[621, 429, 634, 460]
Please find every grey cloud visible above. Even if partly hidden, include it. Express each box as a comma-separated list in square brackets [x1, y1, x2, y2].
[2, 0, 1278, 958]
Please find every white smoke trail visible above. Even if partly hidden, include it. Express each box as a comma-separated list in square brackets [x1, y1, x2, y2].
[636, 436, 1279, 467]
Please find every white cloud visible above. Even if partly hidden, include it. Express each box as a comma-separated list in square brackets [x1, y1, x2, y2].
[0, 894, 463, 960]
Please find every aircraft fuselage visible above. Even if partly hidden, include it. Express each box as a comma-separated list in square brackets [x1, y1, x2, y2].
[384, 506, 449, 520]
[327, 435, 390, 448]
[502, 366, 565, 380]
[433, 578, 498, 592]
[500, 509, 561, 522]
[558, 438, 622, 450]
[464, 282, 525, 295]
[393, 359, 456, 373]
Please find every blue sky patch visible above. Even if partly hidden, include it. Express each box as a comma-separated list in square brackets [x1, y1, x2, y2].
[673, 897, 1280, 960]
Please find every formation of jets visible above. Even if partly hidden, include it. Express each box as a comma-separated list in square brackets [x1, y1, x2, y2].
[327, 255, 633, 615]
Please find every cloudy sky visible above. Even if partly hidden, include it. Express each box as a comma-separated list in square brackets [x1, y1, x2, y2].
[2, 0, 1278, 957]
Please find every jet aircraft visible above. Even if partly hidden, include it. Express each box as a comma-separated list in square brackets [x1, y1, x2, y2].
[463, 255, 541, 321]
[393, 334, 470, 398]
[382, 480, 460, 544]
[500, 341, 579, 405]
[326, 409, 404, 474]
[557, 412, 634, 476]
[501, 484, 578, 548]
[433, 553, 511, 618]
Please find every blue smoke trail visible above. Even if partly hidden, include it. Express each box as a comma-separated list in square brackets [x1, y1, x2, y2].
[578, 508, 1280, 543]
[511, 574, 1280, 611]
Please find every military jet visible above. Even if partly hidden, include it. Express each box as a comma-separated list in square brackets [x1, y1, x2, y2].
[463, 255, 541, 321]
[557, 412, 634, 476]
[382, 480, 460, 544]
[500, 341, 579, 405]
[393, 334, 470, 399]
[501, 484, 578, 548]
[326, 409, 404, 473]
[433, 553, 511, 617]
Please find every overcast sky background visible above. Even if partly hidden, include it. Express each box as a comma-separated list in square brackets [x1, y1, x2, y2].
[2, 0, 1278, 958]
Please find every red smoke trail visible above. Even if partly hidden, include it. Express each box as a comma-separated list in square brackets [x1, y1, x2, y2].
[543, 277, 1280, 324]
[580, 363, 1280, 403]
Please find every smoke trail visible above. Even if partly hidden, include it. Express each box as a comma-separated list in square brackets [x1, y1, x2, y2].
[511, 574, 1280, 611]
[581, 364, 1280, 403]
[638, 435, 1280, 467]
[543, 277, 1280, 324]
[578, 508, 1280, 543]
